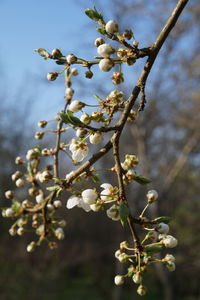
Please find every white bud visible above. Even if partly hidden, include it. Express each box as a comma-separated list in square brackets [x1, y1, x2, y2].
[114, 275, 124, 286]
[94, 37, 105, 47]
[115, 249, 121, 258]
[137, 285, 147, 296]
[162, 235, 178, 248]
[16, 178, 25, 187]
[70, 68, 78, 76]
[55, 227, 65, 240]
[47, 72, 58, 81]
[68, 100, 85, 112]
[97, 44, 115, 58]
[47, 203, 54, 211]
[17, 227, 25, 236]
[81, 189, 98, 205]
[146, 190, 158, 203]
[89, 132, 102, 144]
[65, 87, 74, 98]
[105, 20, 118, 34]
[5, 208, 15, 217]
[66, 195, 81, 209]
[66, 54, 77, 64]
[27, 241, 36, 253]
[53, 200, 62, 208]
[132, 273, 142, 284]
[5, 190, 14, 199]
[80, 113, 91, 124]
[162, 254, 175, 262]
[99, 59, 114, 72]
[76, 128, 87, 138]
[156, 222, 169, 234]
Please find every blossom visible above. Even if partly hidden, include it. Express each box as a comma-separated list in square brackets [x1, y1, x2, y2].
[100, 183, 113, 201]
[66, 195, 91, 212]
[69, 140, 88, 163]
[81, 189, 98, 205]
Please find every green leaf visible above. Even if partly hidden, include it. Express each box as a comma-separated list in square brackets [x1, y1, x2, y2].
[58, 111, 83, 127]
[119, 203, 129, 227]
[91, 174, 100, 183]
[153, 216, 172, 224]
[96, 27, 107, 35]
[134, 175, 151, 185]
[145, 243, 163, 254]
[85, 7, 103, 23]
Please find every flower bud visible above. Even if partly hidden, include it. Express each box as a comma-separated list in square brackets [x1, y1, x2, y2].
[94, 37, 105, 47]
[156, 222, 169, 234]
[5, 208, 15, 217]
[17, 227, 25, 236]
[55, 227, 65, 240]
[133, 40, 139, 48]
[76, 128, 88, 138]
[5, 190, 14, 199]
[34, 132, 44, 140]
[97, 44, 115, 58]
[52, 48, 63, 59]
[114, 275, 124, 286]
[137, 285, 147, 296]
[68, 100, 85, 112]
[35, 194, 44, 204]
[53, 200, 62, 208]
[162, 235, 178, 248]
[11, 171, 23, 181]
[15, 156, 24, 164]
[89, 132, 102, 144]
[26, 148, 40, 160]
[106, 204, 120, 221]
[66, 54, 77, 64]
[47, 203, 54, 211]
[70, 68, 78, 76]
[27, 241, 36, 253]
[146, 190, 158, 203]
[120, 241, 129, 250]
[80, 113, 91, 124]
[41, 148, 50, 156]
[99, 59, 114, 72]
[162, 254, 175, 262]
[37, 120, 47, 128]
[85, 70, 93, 79]
[123, 29, 133, 40]
[38, 170, 52, 183]
[117, 48, 127, 58]
[47, 72, 58, 81]
[65, 87, 74, 98]
[105, 20, 118, 34]
[16, 178, 25, 188]
[9, 226, 17, 236]
[132, 273, 142, 284]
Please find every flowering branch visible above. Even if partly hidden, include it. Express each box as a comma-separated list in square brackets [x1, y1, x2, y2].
[2, 0, 189, 296]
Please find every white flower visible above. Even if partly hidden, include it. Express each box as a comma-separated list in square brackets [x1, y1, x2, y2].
[156, 222, 169, 234]
[68, 100, 85, 112]
[55, 227, 65, 240]
[16, 178, 25, 187]
[114, 275, 124, 286]
[80, 113, 91, 124]
[94, 37, 105, 47]
[99, 58, 114, 72]
[66, 195, 81, 209]
[97, 44, 115, 58]
[146, 190, 158, 203]
[89, 132, 102, 144]
[106, 204, 120, 221]
[105, 20, 118, 34]
[100, 183, 113, 201]
[66, 54, 77, 64]
[69, 140, 88, 163]
[162, 235, 178, 248]
[81, 189, 98, 205]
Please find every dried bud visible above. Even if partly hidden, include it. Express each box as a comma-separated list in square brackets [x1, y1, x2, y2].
[123, 29, 133, 40]
[85, 70, 93, 78]
[37, 120, 47, 128]
[94, 37, 105, 47]
[47, 72, 59, 81]
[51, 48, 63, 59]
[111, 72, 124, 85]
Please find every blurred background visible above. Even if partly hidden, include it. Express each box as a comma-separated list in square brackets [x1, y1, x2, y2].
[0, 0, 200, 299]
